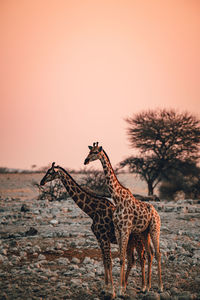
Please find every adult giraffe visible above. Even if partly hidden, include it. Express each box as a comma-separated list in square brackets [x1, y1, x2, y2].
[84, 142, 163, 296]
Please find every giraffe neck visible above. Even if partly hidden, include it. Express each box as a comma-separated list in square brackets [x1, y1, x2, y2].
[100, 150, 123, 199]
[100, 151, 138, 206]
[56, 167, 96, 219]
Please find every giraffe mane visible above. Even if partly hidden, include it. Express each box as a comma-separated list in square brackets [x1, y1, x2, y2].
[102, 149, 129, 191]
[102, 149, 112, 165]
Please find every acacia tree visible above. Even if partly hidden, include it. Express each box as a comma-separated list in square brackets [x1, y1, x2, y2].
[119, 155, 162, 195]
[121, 109, 200, 196]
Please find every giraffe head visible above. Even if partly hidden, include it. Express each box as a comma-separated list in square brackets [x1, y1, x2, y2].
[40, 162, 59, 185]
[84, 142, 103, 165]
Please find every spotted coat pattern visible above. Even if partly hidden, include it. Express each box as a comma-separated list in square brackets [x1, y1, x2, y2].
[84, 143, 163, 295]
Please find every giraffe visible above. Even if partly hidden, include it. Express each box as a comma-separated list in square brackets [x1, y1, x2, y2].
[84, 142, 163, 296]
[40, 162, 147, 298]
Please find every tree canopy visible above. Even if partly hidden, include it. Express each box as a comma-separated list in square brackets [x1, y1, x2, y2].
[119, 155, 162, 195]
[125, 109, 200, 162]
[121, 109, 200, 197]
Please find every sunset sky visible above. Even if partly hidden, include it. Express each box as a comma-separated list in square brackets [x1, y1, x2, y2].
[1, 0, 200, 170]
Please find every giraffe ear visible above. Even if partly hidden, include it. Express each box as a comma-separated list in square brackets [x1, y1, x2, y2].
[88, 146, 92, 150]
[99, 146, 102, 152]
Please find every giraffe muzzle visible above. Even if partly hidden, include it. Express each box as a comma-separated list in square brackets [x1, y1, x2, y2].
[40, 179, 45, 186]
[84, 158, 89, 165]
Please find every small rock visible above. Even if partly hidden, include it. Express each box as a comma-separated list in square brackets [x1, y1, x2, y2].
[70, 278, 82, 286]
[54, 250, 64, 255]
[69, 264, 79, 270]
[21, 204, 30, 212]
[19, 251, 27, 258]
[33, 209, 40, 214]
[12, 247, 18, 253]
[71, 257, 80, 264]
[25, 227, 38, 236]
[142, 291, 160, 300]
[11, 255, 20, 264]
[193, 249, 200, 260]
[50, 276, 58, 282]
[160, 292, 171, 300]
[55, 242, 63, 250]
[57, 257, 70, 265]
[171, 287, 179, 295]
[164, 207, 174, 212]
[83, 256, 94, 264]
[50, 219, 58, 225]
[26, 242, 32, 247]
[0, 248, 7, 255]
[95, 267, 104, 276]
[38, 254, 46, 260]
[38, 275, 48, 281]
[33, 245, 41, 252]
[34, 262, 41, 268]
[32, 252, 38, 258]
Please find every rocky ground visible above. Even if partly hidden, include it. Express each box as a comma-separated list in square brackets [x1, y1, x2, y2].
[0, 173, 200, 300]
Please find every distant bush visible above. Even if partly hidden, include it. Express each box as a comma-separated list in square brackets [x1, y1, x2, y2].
[35, 180, 68, 201]
[159, 168, 200, 200]
[81, 170, 111, 198]
[0, 167, 40, 174]
[0, 167, 9, 173]
[0, 167, 24, 173]
[159, 176, 183, 200]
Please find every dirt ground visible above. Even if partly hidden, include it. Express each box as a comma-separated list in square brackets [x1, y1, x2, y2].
[0, 173, 200, 300]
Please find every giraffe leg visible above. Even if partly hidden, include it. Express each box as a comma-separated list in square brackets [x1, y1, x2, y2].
[107, 257, 116, 298]
[150, 220, 163, 292]
[99, 241, 116, 298]
[92, 222, 116, 298]
[125, 235, 136, 285]
[136, 239, 146, 292]
[125, 234, 146, 291]
[142, 232, 153, 292]
[150, 235, 163, 292]
[118, 232, 130, 296]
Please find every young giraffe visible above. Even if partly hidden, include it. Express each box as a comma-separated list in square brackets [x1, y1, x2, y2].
[84, 143, 163, 296]
[40, 162, 147, 298]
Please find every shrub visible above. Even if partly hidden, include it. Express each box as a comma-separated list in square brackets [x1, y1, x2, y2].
[0, 167, 8, 173]
[35, 180, 68, 201]
[159, 173, 200, 200]
[81, 170, 110, 198]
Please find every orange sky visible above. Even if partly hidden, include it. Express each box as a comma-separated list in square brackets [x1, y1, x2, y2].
[0, 0, 200, 170]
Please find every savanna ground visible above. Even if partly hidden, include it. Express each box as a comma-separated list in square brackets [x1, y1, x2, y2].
[0, 173, 200, 300]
